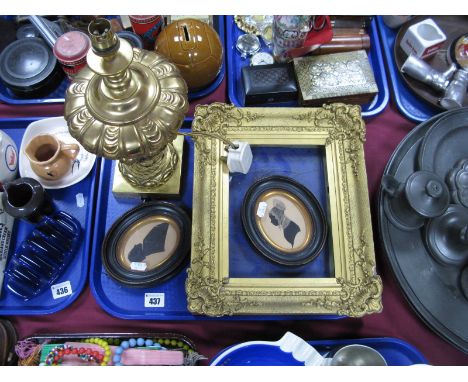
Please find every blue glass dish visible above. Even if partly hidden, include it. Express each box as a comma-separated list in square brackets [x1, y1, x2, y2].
[4, 211, 81, 300]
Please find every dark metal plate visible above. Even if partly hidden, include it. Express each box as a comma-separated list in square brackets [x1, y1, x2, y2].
[378, 109, 468, 354]
[0, 38, 55, 86]
[0, 37, 63, 98]
[418, 108, 468, 179]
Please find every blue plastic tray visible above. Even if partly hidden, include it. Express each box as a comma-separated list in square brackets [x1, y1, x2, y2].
[90, 129, 341, 320]
[376, 16, 439, 122]
[0, 16, 225, 106]
[0, 15, 119, 105]
[210, 337, 428, 366]
[0, 118, 99, 315]
[226, 16, 389, 119]
[0, 79, 68, 105]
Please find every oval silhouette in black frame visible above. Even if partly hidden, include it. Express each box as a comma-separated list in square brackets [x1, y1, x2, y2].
[102, 201, 191, 287]
[241, 176, 328, 266]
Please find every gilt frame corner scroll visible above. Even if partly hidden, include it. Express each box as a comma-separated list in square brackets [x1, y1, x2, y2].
[186, 102, 382, 318]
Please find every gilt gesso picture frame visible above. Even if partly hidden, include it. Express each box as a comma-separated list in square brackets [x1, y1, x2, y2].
[186, 103, 382, 317]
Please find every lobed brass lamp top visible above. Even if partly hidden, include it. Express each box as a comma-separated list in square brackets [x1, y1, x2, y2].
[64, 18, 188, 161]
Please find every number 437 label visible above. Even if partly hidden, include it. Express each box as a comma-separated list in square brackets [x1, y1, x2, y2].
[51, 281, 73, 299]
[145, 293, 165, 308]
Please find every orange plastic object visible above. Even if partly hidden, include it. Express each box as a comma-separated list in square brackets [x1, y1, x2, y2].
[154, 18, 223, 90]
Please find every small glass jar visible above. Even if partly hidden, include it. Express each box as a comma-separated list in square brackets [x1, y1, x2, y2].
[53, 31, 91, 79]
[272, 15, 313, 62]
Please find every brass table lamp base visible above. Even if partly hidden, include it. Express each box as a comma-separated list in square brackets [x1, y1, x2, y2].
[65, 19, 189, 199]
[112, 136, 185, 198]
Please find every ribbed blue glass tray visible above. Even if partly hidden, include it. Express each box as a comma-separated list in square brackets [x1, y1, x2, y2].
[0, 117, 99, 315]
[90, 127, 341, 320]
[376, 16, 439, 122]
[226, 16, 389, 119]
[0, 16, 225, 106]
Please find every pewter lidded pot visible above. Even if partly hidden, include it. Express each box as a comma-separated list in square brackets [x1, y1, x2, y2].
[64, 18, 188, 188]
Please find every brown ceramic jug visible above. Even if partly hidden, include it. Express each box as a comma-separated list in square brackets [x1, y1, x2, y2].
[24, 134, 79, 180]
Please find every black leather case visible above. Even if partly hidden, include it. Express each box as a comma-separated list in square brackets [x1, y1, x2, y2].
[241, 63, 298, 106]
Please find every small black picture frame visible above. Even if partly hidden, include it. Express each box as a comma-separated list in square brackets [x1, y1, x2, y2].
[102, 201, 191, 287]
[241, 175, 328, 266]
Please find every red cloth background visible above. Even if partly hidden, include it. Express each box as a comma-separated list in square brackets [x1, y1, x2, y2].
[2, 79, 468, 365]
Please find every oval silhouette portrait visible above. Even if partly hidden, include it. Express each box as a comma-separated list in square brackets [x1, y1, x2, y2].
[242, 176, 328, 266]
[116, 215, 181, 272]
[256, 190, 313, 253]
[102, 201, 191, 287]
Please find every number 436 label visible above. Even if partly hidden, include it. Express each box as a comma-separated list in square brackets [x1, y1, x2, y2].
[144, 293, 165, 308]
[51, 281, 72, 299]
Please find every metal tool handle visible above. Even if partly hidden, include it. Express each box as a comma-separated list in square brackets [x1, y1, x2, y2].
[28, 15, 58, 49]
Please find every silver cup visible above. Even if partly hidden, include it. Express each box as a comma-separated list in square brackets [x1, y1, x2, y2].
[401, 55, 456, 92]
[382, 15, 413, 29]
[440, 69, 468, 109]
[330, 344, 388, 366]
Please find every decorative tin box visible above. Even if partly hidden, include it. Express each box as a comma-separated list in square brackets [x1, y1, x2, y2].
[293, 50, 378, 106]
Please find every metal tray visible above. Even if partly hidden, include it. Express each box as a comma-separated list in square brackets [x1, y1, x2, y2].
[378, 108, 468, 354]
[18, 332, 199, 365]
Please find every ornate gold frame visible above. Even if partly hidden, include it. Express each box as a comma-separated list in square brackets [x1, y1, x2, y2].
[186, 103, 382, 317]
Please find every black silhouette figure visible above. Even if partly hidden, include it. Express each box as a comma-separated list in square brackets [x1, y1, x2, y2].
[128, 222, 169, 262]
[268, 199, 301, 248]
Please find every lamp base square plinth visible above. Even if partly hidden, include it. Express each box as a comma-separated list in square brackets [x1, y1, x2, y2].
[112, 136, 184, 198]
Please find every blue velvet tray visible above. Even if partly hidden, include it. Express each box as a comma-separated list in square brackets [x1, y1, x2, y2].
[90, 130, 340, 320]
[210, 337, 428, 366]
[0, 16, 225, 106]
[0, 118, 98, 315]
[226, 16, 389, 119]
[229, 146, 331, 278]
[376, 16, 439, 122]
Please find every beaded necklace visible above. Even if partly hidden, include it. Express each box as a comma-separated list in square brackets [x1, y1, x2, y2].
[83, 337, 112, 366]
[113, 337, 163, 366]
[42, 344, 102, 366]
